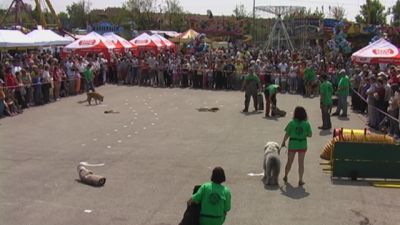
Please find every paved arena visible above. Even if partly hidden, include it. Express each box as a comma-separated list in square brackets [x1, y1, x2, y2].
[1, 85, 399, 225]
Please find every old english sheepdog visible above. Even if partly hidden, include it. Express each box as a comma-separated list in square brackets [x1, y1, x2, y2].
[263, 142, 281, 186]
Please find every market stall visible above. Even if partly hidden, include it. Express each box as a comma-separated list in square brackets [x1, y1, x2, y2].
[351, 38, 400, 65]
[26, 29, 72, 46]
[0, 30, 37, 48]
[103, 32, 134, 54]
[63, 31, 116, 58]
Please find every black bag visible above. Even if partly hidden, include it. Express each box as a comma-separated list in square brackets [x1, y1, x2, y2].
[179, 185, 201, 225]
[257, 93, 264, 111]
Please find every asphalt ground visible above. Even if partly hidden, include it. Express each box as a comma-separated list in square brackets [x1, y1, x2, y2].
[1, 85, 399, 225]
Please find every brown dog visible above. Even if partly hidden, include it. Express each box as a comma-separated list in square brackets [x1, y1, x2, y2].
[87, 92, 104, 105]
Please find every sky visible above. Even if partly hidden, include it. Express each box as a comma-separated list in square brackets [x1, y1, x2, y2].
[0, 0, 397, 22]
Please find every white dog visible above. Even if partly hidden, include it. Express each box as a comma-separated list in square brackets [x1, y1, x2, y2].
[263, 142, 281, 186]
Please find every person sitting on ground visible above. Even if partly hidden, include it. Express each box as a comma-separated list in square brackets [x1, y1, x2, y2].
[188, 167, 231, 225]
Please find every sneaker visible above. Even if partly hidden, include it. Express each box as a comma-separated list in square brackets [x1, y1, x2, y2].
[331, 112, 339, 116]
[242, 109, 248, 113]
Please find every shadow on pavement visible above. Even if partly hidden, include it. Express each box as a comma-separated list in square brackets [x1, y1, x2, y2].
[240, 111, 263, 116]
[263, 183, 280, 191]
[280, 183, 310, 199]
[319, 130, 332, 136]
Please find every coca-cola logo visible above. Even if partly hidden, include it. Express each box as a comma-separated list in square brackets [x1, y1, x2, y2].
[134, 40, 149, 44]
[79, 40, 96, 46]
[372, 48, 394, 55]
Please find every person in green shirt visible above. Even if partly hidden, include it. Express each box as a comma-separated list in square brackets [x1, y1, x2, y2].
[188, 167, 231, 225]
[319, 74, 333, 130]
[281, 106, 312, 186]
[241, 64, 261, 112]
[304, 64, 317, 97]
[83, 63, 95, 92]
[332, 69, 351, 117]
[264, 83, 281, 117]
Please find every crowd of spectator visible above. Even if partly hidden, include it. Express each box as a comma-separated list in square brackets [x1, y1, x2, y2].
[0, 45, 399, 139]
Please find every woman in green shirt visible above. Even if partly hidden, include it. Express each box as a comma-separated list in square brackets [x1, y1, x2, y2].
[281, 106, 312, 186]
[188, 167, 231, 225]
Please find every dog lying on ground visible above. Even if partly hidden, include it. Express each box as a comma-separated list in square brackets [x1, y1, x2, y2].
[77, 163, 106, 187]
[263, 142, 281, 186]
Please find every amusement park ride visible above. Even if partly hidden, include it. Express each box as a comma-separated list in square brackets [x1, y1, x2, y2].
[0, 0, 62, 32]
[255, 5, 305, 51]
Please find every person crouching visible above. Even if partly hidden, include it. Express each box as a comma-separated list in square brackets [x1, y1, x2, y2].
[264, 83, 281, 117]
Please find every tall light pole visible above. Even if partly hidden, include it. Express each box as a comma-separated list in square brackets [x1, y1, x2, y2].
[252, 0, 256, 40]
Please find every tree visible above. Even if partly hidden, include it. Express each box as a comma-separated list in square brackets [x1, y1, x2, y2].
[66, 0, 91, 29]
[392, 0, 400, 26]
[123, 0, 157, 30]
[58, 12, 70, 29]
[233, 4, 248, 19]
[163, 0, 185, 31]
[355, 0, 387, 25]
[329, 6, 346, 20]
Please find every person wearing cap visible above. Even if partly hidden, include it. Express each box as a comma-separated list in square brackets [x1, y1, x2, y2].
[332, 69, 351, 117]
[188, 167, 231, 225]
[319, 74, 333, 130]
[241, 64, 260, 113]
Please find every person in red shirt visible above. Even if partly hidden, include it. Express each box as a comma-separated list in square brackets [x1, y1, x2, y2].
[5, 67, 18, 92]
[388, 66, 399, 92]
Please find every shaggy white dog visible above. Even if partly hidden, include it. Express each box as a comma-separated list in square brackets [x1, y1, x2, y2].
[263, 142, 281, 185]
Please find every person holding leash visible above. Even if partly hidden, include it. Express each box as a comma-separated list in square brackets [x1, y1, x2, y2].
[281, 106, 312, 186]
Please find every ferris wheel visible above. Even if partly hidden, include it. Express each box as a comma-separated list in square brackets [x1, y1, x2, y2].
[255, 5, 305, 51]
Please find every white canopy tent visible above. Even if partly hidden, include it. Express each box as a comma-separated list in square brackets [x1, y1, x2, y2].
[0, 30, 36, 48]
[26, 30, 72, 46]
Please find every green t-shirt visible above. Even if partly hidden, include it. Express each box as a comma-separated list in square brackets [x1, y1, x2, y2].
[338, 75, 350, 96]
[320, 80, 333, 106]
[83, 68, 93, 81]
[244, 73, 260, 83]
[192, 182, 231, 218]
[304, 68, 316, 81]
[284, 119, 312, 150]
[265, 84, 279, 96]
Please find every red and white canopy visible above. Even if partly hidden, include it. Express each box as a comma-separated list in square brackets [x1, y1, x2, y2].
[151, 34, 176, 50]
[103, 32, 133, 53]
[63, 32, 116, 57]
[130, 33, 163, 52]
[352, 38, 400, 64]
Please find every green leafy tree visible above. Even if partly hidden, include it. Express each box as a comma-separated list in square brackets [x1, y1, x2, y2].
[66, 0, 91, 29]
[329, 6, 346, 20]
[233, 4, 248, 19]
[164, 0, 186, 31]
[58, 12, 70, 29]
[123, 0, 157, 30]
[392, 0, 400, 26]
[355, 0, 387, 25]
